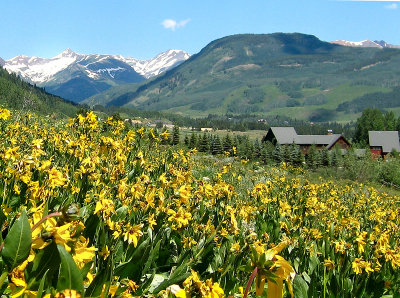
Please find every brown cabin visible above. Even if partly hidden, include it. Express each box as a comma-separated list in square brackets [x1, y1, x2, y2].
[369, 131, 400, 159]
[262, 127, 351, 154]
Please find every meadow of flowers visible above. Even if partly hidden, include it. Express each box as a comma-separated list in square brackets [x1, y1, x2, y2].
[0, 108, 399, 297]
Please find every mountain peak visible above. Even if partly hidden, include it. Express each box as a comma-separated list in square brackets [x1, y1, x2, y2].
[331, 39, 400, 49]
[57, 48, 79, 58]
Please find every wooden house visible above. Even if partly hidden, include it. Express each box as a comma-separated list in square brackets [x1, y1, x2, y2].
[369, 131, 400, 159]
[262, 127, 350, 153]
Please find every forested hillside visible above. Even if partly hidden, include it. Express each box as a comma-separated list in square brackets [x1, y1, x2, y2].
[85, 33, 400, 122]
[0, 66, 78, 117]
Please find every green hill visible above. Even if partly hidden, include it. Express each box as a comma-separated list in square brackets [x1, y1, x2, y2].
[84, 33, 400, 122]
[0, 66, 79, 117]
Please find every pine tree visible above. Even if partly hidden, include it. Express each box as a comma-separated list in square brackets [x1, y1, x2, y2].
[273, 144, 282, 164]
[223, 134, 233, 153]
[211, 135, 223, 155]
[306, 145, 319, 169]
[282, 145, 291, 163]
[189, 133, 198, 149]
[261, 141, 275, 164]
[184, 134, 189, 147]
[172, 125, 180, 145]
[198, 133, 210, 152]
[321, 149, 330, 167]
[290, 145, 304, 167]
[253, 139, 261, 159]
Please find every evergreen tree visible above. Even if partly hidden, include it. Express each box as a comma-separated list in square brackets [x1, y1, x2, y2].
[198, 133, 210, 152]
[321, 149, 330, 167]
[253, 139, 261, 159]
[172, 125, 180, 145]
[282, 145, 291, 163]
[243, 139, 254, 160]
[211, 135, 223, 155]
[223, 134, 233, 152]
[331, 146, 342, 168]
[273, 144, 282, 164]
[189, 133, 197, 149]
[184, 134, 189, 147]
[290, 144, 304, 167]
[261, 141, 275, 164]
[306, 145, 319, 169]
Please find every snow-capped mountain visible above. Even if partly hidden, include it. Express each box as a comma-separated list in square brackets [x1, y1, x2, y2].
[2, 49, 190, 102]
[115, 49, 190, 78]
[331, 40, 400, 49]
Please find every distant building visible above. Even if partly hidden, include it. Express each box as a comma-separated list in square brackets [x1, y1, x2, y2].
[369, 131, 400, 159]
[262, 127, 350, 153]
[200, 128, 213, 132]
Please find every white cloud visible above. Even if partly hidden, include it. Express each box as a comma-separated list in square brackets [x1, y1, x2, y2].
[161, 18, 191, 31]
[385, 3, 398, 8]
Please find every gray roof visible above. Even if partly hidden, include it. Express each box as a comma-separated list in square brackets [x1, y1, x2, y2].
[269, 127, 348, 149]
[270, 127, 297, 144]
[295, 134, 344, 149]
[369, 131, 400, 153]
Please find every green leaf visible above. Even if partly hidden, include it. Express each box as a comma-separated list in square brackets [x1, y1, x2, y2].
[2, 209, 32, 270]
[142, 239, 161, 275]
[152, 262, 191, 294]
[85, 269, 107, 297]
[308, 255, 319, 274]
[135, 271, 158, 296]
[293, 275, 309, 298]
[56, 244, 84, 294]
[80, 261, 93, 282]
[114, 238, 151, 279]
[30, 242, 61, 281]
[36, 269, 49, 298]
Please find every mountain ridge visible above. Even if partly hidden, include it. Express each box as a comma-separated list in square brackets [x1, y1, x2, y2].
[331, 39, 400, 49]
[3, 49, 190, 102]
[85, 33, 400, 122]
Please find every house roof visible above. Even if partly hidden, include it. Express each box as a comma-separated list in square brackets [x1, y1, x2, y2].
[269, 127, 297, 144]
[369, 131, 400, 153]
[295, 134, 344, 149]
[266, 127, 349, 149]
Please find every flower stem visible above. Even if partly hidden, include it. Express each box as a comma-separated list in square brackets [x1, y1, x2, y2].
[243, 267, 258, 298]
[31, 211, 62, 232]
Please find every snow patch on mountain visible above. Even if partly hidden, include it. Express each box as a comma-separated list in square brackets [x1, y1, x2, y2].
[5, 49, 85, 84]
[331, 40, 400, 49]
[96, 67, 125, 79]
[3, 48, 190, 85]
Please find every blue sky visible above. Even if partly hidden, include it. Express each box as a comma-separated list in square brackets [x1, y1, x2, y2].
[1, 0, 399, 60]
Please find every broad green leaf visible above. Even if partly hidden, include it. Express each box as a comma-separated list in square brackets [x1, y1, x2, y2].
[85, 270, 107, 297]
[308, 255, 319, 274]
[30, 242, 60, 281]
[142, 239, 161, 275]
[36, 269, 49, 298]
[152, 261, 191, 294]
[2, 209, 32, 270]
[135, 271, 159, 295]
[293, 275, 309, 298]
[56, 244, 84, 294]
[114, 238, 151, 279]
